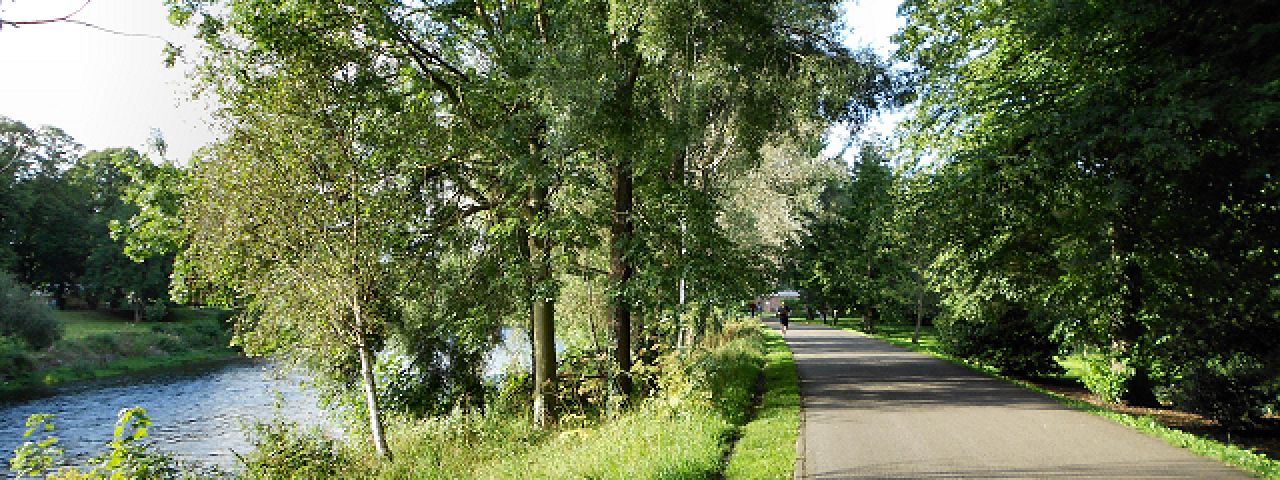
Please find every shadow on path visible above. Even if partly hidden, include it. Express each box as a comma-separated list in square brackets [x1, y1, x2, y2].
[774, 320, 1250, 480]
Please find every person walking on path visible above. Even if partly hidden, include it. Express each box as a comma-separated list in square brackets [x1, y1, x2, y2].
[777, 303, 790, 335]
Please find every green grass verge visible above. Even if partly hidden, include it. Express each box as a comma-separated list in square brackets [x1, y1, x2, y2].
[808, 318, 1280, 479]
[0, 307, 240, 399]
[319, 322, 770, 479]
[34, 347, 239, 385]
[54, 309, 156, 339]
[482, 406, 733, 479]
[724, 325, 801, 480]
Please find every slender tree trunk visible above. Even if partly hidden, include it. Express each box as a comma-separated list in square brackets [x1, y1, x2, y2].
[527, 183, 558, 427]
[863, 255, 875, 333]
[913, 288, 923, 345]
[610, 154, 635, 397]
[1113, 187, 1157, 407]
[356, 336, 391, 460]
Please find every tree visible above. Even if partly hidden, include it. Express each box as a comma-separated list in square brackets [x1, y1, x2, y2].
[71, 148, 174, 317]
[176, 24, 439, 455]
[899, 0, 1280, 415]
[0, 117, 91, 304]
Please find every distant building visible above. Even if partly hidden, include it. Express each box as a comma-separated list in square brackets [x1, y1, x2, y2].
[757, 289, 800, 313]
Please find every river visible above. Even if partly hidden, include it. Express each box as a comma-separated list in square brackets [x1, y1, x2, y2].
[0, 328, 532, 475]
[0, 360, 329, 474]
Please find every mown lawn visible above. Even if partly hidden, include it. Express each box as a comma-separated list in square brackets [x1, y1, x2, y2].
[53, 309, 153, 339]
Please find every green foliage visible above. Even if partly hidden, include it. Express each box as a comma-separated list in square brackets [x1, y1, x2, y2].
[0, 336, 34, 381]
[0, 272, 61, 350]
[252, 320, 770, 478]
[236, 420, 344, 480]
[1080, 355, 1128, 405]
[143, 301, 169, 323]
[9, 408, 193, 480]
[1171, 355, 1280, 431]
[10, 413, 62, 478]
[784, 144, 910, 332]
[896, 0, 1280, 410]
[0, 309, 234, 397]
[935, 302, 1063, 377]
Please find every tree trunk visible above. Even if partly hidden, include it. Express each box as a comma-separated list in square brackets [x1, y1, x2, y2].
[356, 339, 391, 460]
[610, 154, 634, 397]
[1113, 188, 1158, 407]
[913, 289, 923, 344]
[528, 183, 558, 428]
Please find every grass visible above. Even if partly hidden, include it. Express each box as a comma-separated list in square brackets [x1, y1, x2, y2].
[273, 320, 781, 479]
[0, 307, 240, 399]
[807, 317, 1280, 479]
[724, 325, 801, 480]
[53, 309, 155, 339]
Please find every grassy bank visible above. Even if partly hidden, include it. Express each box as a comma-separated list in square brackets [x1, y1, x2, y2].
[809, 317, 1280, 479]
[724, 326, 801, 480]
[0, 307, 239, 398]
[235, 320, 797, 479]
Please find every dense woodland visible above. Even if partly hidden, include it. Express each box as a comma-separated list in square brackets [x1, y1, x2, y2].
[1, 0, 1278, 476]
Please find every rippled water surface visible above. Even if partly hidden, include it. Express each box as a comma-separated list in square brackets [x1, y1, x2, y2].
[0, 328, 532, 476]
[0, 360, 330, 472]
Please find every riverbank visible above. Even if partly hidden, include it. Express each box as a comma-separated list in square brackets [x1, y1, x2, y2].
[0, 307, 241, 400]
[805, 317, 1280, 479]
[221, 319, 798, 479]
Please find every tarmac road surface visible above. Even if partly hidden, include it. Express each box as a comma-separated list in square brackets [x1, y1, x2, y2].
[775, 320, 1252, 479]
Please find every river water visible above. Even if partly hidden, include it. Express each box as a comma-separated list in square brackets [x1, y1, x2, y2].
[0, 328, 532, 475]
[0, 360, 329, 473]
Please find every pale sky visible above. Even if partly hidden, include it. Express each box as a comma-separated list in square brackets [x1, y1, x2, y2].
[0, 0, 211, 162]
[0, 0, 904, 163]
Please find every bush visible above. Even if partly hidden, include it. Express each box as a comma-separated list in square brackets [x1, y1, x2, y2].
[1081, 355, 1131, 404]
[0, 335, 34, 381]
[10, 407, 201, 480]
[237, 420, 345, 480]
[0, 272, 62, 350]
[144, 301, 169, 323]
[1173, 355, 1279, 430]
[937, 302, 1063, 376]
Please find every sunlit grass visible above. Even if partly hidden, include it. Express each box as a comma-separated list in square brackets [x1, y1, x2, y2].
[52, 309, 151, 339]
[725, 326, 800, 480]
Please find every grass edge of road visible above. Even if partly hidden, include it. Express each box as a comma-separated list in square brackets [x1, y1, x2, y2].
[802, 319, 1280, 480]
[724, 324, 802, 479]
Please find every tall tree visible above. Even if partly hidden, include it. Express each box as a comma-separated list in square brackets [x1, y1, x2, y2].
[899, 0, 1280, 417]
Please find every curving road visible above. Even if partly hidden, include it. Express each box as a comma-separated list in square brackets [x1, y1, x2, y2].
[775, 320, 1252, 479]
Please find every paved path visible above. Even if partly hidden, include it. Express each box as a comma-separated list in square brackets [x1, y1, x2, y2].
[774, 320, 1252, 479]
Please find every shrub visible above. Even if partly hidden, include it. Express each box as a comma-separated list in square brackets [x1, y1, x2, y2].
[0, 272, 62, 350]
[1173, 355, 1279, 430]
[0, 335, 34, 381]
[1081, 354, 1131, 404]
[143, 301, 169, 323]
[937, 302, 1063, 376]
[237, 420, 345, 480]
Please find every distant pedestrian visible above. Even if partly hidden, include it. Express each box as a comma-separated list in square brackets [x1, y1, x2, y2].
[778, 304, 791, 335]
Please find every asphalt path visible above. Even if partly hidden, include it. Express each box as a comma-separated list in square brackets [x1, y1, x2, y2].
[774, 320, 1253, 479]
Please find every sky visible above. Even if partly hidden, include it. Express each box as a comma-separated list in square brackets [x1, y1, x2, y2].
[0, 0, 209, 161]
[0, 0, 905, 163]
